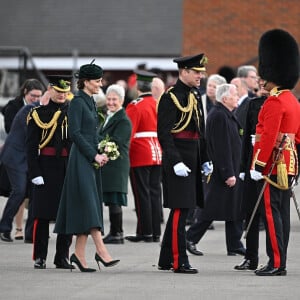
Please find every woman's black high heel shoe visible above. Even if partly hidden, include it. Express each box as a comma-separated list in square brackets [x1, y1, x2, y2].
[95, 253, 120, 269]
[70, 253, 96, 272]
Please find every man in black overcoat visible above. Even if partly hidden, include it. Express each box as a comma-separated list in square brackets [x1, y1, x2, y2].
[186, 83, 246, 256]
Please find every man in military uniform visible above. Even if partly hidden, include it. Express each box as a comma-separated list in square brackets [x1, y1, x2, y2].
[125, 70, 163, 243]
[26, 75, 73, 269]
[157, 54, 211, 274]
[251, 29, 300, 276]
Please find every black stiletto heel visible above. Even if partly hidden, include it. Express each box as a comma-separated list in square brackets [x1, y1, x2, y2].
[70, 253, 96, 272]
[95, 253, 120, 269]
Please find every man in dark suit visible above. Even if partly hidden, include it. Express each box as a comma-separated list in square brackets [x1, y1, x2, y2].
[186, 83, 245, 256]
[0, 79, 44, 243]
[234, 94, 267, 271]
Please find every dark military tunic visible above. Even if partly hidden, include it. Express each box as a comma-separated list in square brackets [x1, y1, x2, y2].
[157, 80, 207, 209]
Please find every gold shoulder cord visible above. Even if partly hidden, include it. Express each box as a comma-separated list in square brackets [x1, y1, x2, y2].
[169, 91, 200, 133]
[29, 109, 62, 149]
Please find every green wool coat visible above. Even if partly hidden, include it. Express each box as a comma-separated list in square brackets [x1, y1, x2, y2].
[99, 108, 132, 205]
[54, 90, 104, 235]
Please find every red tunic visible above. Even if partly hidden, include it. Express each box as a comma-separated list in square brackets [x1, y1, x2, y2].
[252, 88, 300, 176]
[126, 93, 162, 167]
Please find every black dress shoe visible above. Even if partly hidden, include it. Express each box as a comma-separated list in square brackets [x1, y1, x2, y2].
[54, 257, 75, 269]
[186, 241, 203, 256]
[173, 265, 198, 274]
[234, 259, 258, 270]
[103, 232, 124, 244]
[125, 235, 153, 242]
[255, 265, 287, 276]
[34, 258, 46, 269]
[227, 248, 246, 256]
[158, 264, 173, 270]
[208, 223, 215, 230]
[0, 232, 13, 242]
[153, 236, 160, 242]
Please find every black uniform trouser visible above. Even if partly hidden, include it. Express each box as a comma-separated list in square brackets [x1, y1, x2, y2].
[242, 178, 261, 263]
[158, 208, 190, 270]
[259, 175, 291, 269]
[33, 218, 72, 261]
[130, 165, 162, 237]
[244, 211, 260, 263]
[186, 217, 244, 252]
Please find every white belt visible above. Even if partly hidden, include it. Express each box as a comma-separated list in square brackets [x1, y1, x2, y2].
[134, 131, 157, 138]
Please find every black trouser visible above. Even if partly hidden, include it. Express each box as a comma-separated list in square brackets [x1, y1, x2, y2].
[187, 217, 244, 252]
[158, 208, 190, 270]
[244, 211, 260, 263]
[130, 165, 162, 237]
[259, 175, 291, 269]
[33, 218, 72, 261]
[242, 177, 261, 264]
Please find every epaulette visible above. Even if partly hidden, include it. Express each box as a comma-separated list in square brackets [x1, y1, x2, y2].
[270, 87, 290, 97]
[130, 97, 143, 105]
[27, 106, 40, 125]
[166, 86, 174, 94]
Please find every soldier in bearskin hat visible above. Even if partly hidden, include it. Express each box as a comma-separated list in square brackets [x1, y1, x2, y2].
[250, 29, 300, 276]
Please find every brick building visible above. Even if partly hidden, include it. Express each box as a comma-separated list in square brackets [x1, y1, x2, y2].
[183, 0, 300, 95]
[0, 0, 299, 96]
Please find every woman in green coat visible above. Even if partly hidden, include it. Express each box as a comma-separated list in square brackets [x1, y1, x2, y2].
[54, 62, 119, 272]
[100, 84, 132, 244]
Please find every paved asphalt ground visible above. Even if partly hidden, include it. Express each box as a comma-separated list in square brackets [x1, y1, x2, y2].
[1, 183, 300, 300]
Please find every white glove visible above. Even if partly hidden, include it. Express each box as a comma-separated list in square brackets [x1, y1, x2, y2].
[251, 134, 255, 146]
[202, 161, 213, 176]
[239, 172, 245, 181]
[31, 176, 44, 185]
[173, 162, 191, 177]
[250, 170, 263, 181]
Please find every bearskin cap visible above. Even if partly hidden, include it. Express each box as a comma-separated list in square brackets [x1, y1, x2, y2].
[258, 29, 299, 89]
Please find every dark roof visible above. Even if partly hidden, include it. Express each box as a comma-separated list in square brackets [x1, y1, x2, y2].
[0, 0, 182, 57]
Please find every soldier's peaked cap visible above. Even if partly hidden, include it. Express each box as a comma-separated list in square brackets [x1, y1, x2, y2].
[48, 75, 72, 92]
[173, 53, 208, 71]
[258, 29, 299, 89]
[134, 70, 157, 82]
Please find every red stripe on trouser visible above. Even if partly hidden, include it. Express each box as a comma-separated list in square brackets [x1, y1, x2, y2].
[264, 184, 281, 268]
[32, 219, 38, 260]
[172, 209, 180, 270]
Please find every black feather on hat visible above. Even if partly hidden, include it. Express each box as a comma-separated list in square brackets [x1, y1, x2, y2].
[258, 29, 299, 89]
